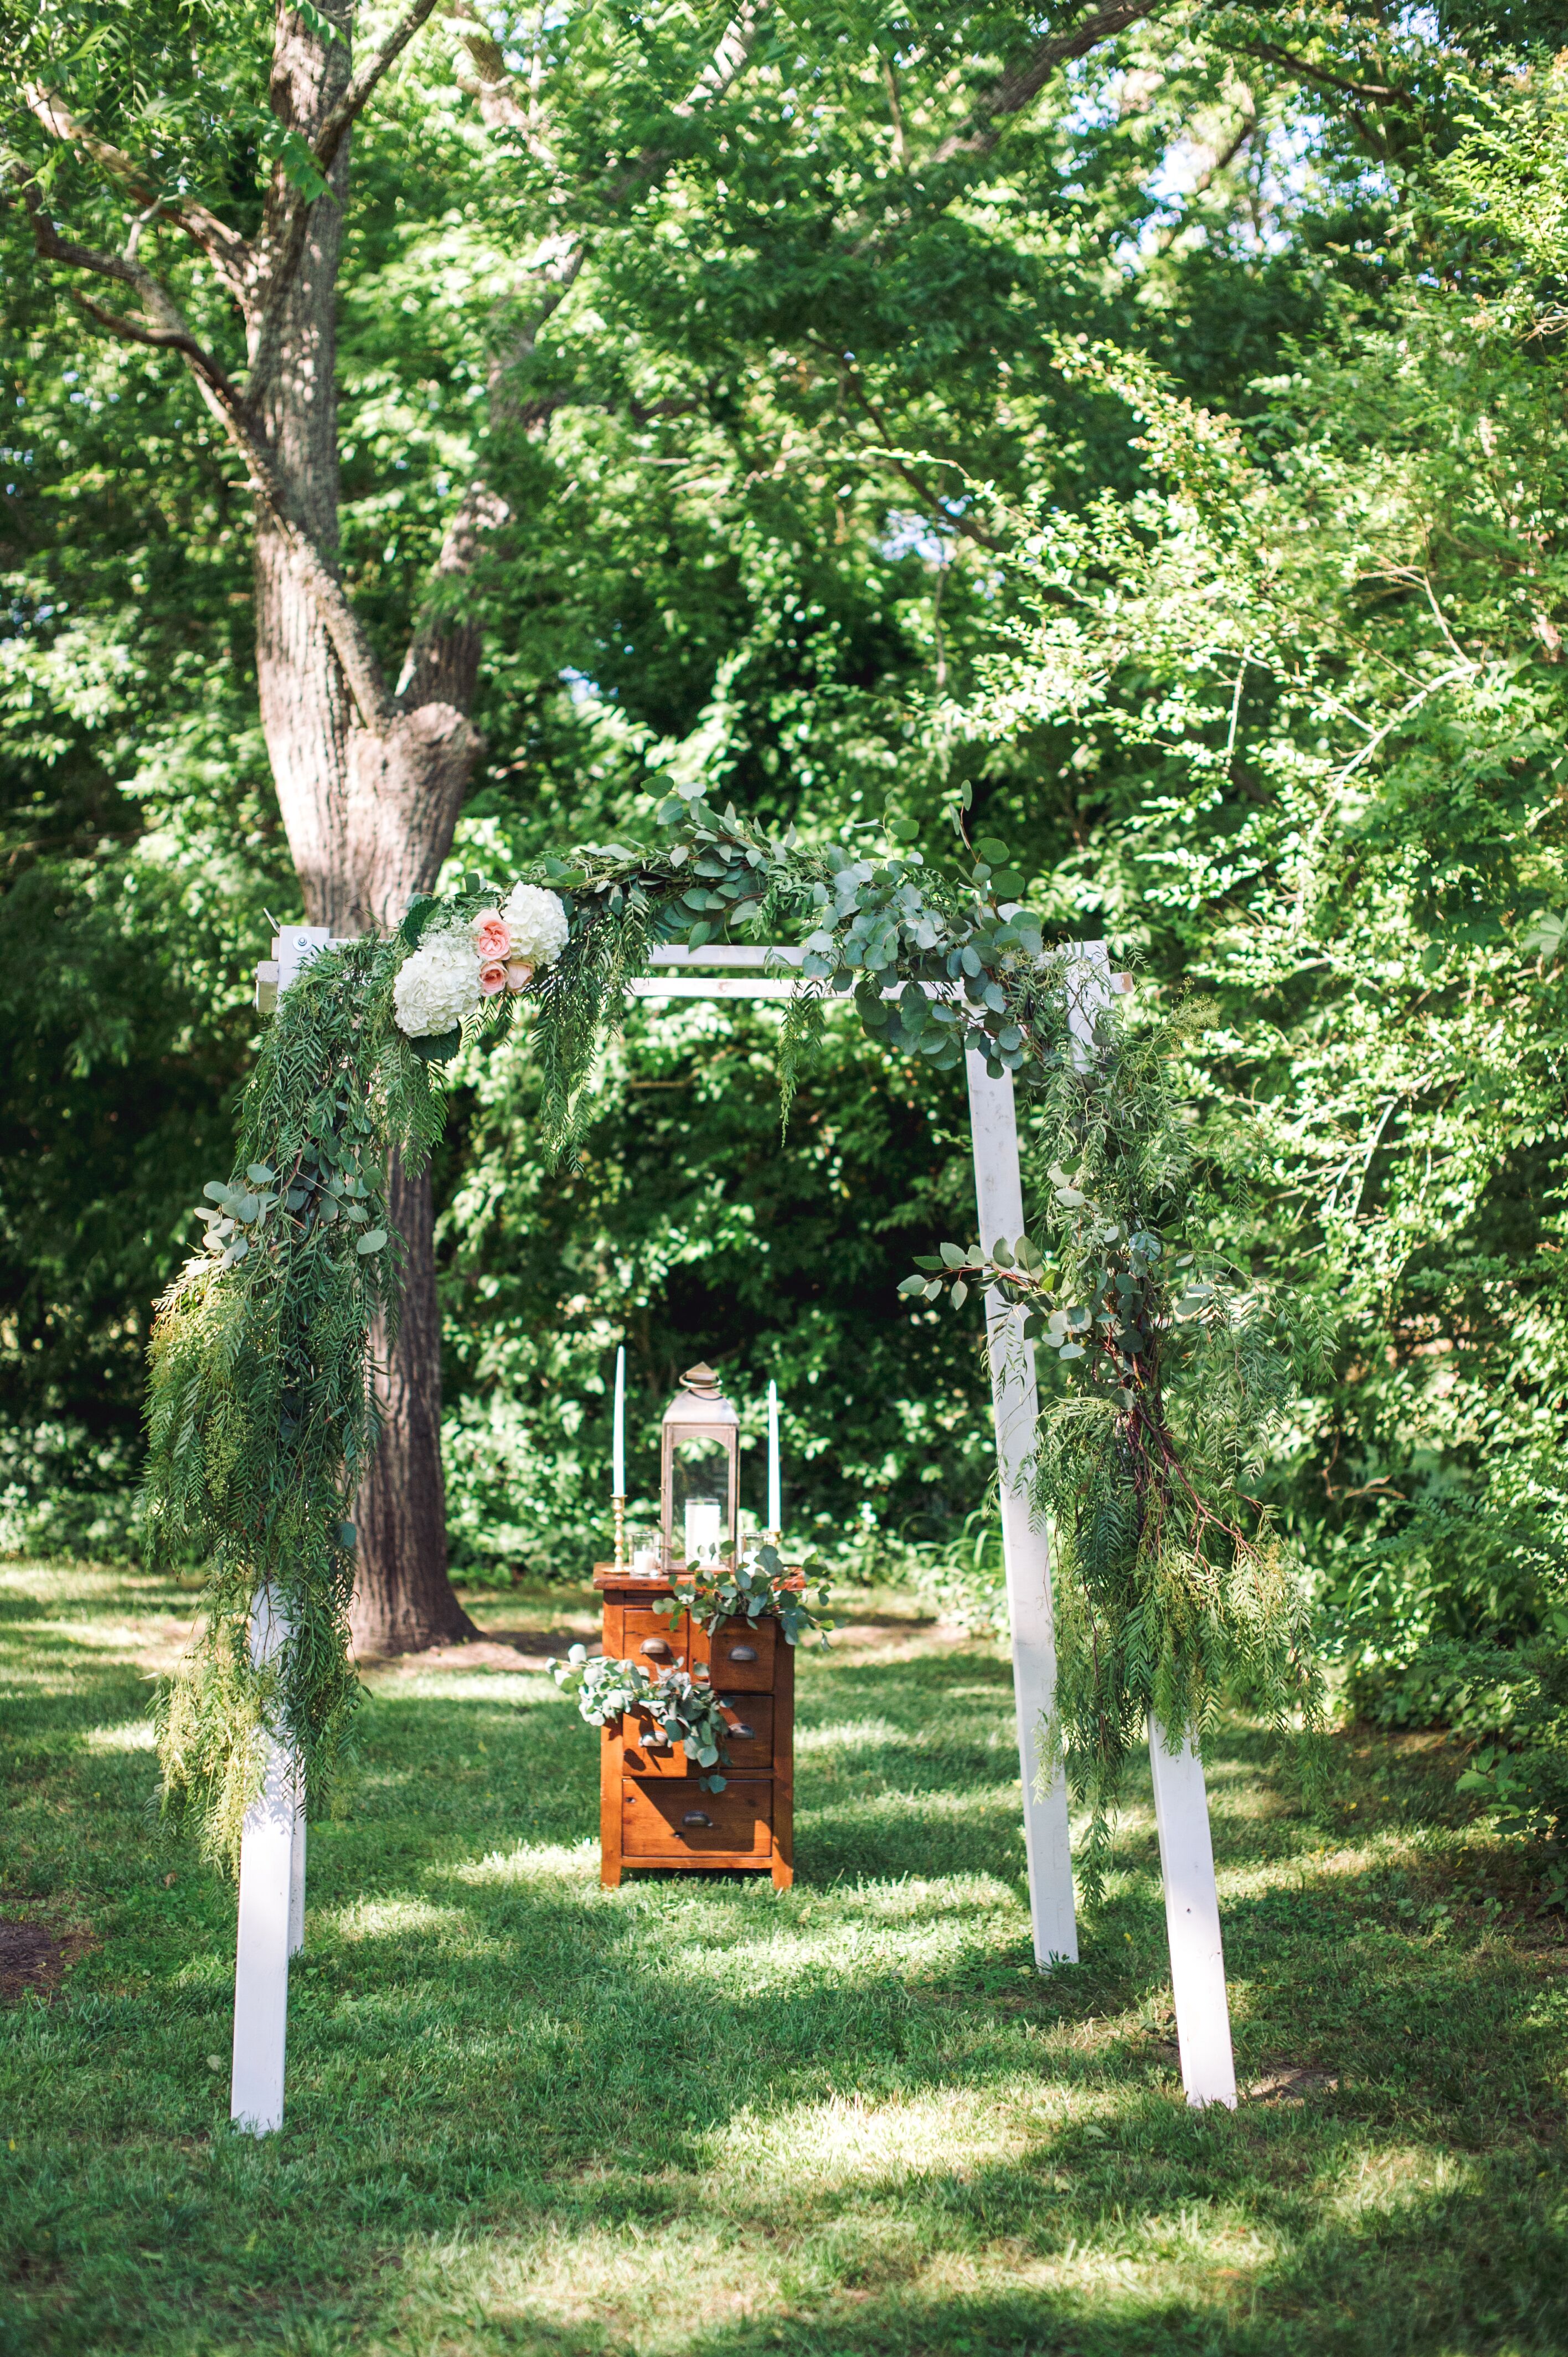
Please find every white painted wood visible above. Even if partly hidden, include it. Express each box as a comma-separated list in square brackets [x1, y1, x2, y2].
[230, 919, 327, 2132]
[964, 1048, 1079, 1968]
[230, 1588, 298, 2136]
[629, 976, 800, 1000]
[1064, 939, 1114, 1059]
[274, 925, 333, 987]
[1148, 1722, 1237, 2108]
[649, 944, 804, 968]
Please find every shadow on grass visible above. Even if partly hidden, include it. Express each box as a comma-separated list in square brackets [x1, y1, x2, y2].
[3, 1584, 1566, 2356]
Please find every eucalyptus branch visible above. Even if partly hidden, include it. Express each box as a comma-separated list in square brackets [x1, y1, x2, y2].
[546, 1649, 734, 1788]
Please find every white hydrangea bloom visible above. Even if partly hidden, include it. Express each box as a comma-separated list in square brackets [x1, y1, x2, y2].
[502, 882, 570, 969]
[393, 928, 483, 1038]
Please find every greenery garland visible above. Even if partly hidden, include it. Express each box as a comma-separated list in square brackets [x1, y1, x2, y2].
[143, 785, 1319, 1880]
[904, 999, 1329, 1897]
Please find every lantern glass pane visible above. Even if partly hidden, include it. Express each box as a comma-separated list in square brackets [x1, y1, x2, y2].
[671, 1435, 731, 1566]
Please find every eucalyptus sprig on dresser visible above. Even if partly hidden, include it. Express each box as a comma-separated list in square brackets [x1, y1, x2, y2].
[658, 1542, 834, 1650]
[548, 1646, 731, 1791]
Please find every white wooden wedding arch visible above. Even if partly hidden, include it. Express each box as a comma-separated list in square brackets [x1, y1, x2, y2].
[230, 927, 1237, 2134]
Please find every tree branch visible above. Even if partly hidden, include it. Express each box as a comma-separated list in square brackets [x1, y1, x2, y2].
[926, 0, 1170, 167]
[447, 0, 555, 159]
[9, 169, 247, 404]
[7, 163, 394, 731]
[313, 0, 452, 182]
[22, 83, 254, 301]
[1226, 40, 1400, 105]
[802, 334, 1003, 548]
[248, 0, 449, 410]
[605, 0, 772, 206]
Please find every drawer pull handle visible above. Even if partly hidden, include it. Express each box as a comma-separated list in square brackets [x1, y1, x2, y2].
[639, 1638, 671, 1659]
[730, 1722, 754, 1740]
[682, 1811, 713, 1828]
[729, 1644, 757, 1663]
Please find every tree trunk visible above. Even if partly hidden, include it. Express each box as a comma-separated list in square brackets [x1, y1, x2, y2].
[347, 712, 478, 1651]
[254, 0, 482, 1653]
[251, 3, 358, 933]
[350, 1152, 476, 1655]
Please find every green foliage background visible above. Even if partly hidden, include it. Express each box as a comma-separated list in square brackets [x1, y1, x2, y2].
[6, 0, 1568, 1843]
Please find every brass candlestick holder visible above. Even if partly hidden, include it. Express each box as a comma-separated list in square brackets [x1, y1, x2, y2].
[612, 1494, 627, 1571]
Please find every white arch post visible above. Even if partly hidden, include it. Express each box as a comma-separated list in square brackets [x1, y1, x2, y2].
[963, 1049, 1078, 1968]
[230, 923, 329, 2135]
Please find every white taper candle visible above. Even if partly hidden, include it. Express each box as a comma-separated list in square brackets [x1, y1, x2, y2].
[612, 1346, 625, 1497]
[767, 1378, 781, 1533]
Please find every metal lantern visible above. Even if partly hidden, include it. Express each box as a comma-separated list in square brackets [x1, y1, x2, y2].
[661, 1363, 739, 1569]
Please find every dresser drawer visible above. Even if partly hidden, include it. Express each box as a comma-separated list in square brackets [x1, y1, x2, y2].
[693, 1615, 776, 1690]
[716, 1694, 772, 1768]
[621, 1712, 689, 1777]
[617, 1605, 688, 1670]
[621, 1694, 773, 1776]
[622, 1776, 772, 1856]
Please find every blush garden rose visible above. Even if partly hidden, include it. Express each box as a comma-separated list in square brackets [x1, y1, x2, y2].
[392, 889, 569, 1041]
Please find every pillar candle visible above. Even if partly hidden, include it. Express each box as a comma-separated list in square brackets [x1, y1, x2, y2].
[612, 1346, 625, 1497]
[767, 1379, 781, 1533]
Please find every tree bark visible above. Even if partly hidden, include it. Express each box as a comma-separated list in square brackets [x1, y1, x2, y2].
[251, 3, 359, 932]
[345, 704, 478, 1651]
[351, 1152, 475, 1654]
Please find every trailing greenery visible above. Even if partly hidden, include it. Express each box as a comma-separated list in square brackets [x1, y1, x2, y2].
[140, 937, 440, 1861]
[907, 992, 1328, 1896]
[548, 1643, 733, 1789]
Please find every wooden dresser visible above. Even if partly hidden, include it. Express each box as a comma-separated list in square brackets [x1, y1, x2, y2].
[593, 1568, 794, 1888]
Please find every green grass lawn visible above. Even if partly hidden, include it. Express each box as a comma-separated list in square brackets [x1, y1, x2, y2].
[2, 1561, 1565, 2356]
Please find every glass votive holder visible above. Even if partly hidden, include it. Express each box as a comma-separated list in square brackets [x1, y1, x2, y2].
[627, 1524, 662, 1577]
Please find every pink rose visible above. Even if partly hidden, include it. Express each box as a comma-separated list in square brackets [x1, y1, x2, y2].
[474, 913, 511, 961]
[478, 959, 508, 996]
[506, 960, 534, 992]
